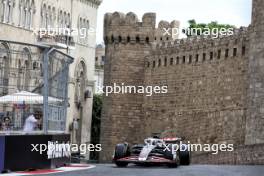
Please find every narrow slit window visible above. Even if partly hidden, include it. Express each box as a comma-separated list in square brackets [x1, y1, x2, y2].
[170, 58, 173, 65]
[233, 48, 237, 57]
[242, 46, 246, 56]
[210, 52, 213, 60]
[217, 50, 221, 59]
[182, 56, 186, 63]
[203, 53, 206, 62]
[176, 57, 179, 64]
[164, 57, 167, 66]
[189, 55, 192, 64]
[196, 54, 199, 62]
[225, 49, 229, 58]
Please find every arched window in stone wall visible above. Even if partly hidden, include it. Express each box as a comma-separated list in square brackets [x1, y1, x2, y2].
[63, 11, 66, 28]
[1, 0, 15, 23]
[19, 0, 35, 28]
[56, 9, 70, 29]
[40, 3, 46, 28]
[66, 13, 70, 28]
[51, 7, 55, 27]
[32, 61, 37, 70]
[78, 16, 90, 44]
[74, 61, 87, 106]
[0, 1, 2, 21]
[28, 0, 35, 28]
[57, 10, 62, 28]
[47, 5, 51, 27]
[0, 42, 10, 96]
[17, 47, 31, 91]
[79, 17, 82, 29]
[41, 3, 56, 29]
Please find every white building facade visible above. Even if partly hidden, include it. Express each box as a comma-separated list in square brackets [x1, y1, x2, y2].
[94, 44, 104, 94]
[0, 0, 102, 158]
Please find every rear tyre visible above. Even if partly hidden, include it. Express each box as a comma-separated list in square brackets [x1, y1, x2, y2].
[114, 143, 130, 167]
[179, 144, 190, 165]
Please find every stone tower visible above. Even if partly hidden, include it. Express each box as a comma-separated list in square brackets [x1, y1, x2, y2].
[246, 0, 264, 144]
[99, 12, 155, 162]
[99, 12, 179, 161]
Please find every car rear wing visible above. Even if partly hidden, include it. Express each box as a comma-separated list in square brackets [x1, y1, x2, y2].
[162, 137, 182, 142]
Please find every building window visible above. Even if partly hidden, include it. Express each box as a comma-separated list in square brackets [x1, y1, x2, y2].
[189, 55, 192, 64]
[78, 16, 89, 43]
[233, 48, 237, 57]
[118, 36, 122, 43]
[176, 57, 179, 64]
[58, 10, 63, 28]
[101, 56, 105, 62]
[203, 53, 206, 62]
[95, 57, 98, 62]
[182, 56, 186, 63]
[136, 36, 140, 43]
[217, 50, 221, 59]
[158, 59, 161, 67]
[210, 52, 213, 60]
[153, 61, 155, 68]
[242, 46, 246, 56]
[0, 43, 10, 95]
[41, 4, 55, 29]
[18, 0, 35, 28]
[32, 61, 38, 70]
[195, 54, 199, 62]
[2, 0, 15, 23]
[225, 49, 229, 58]
[170, 58, 173, 65]
[146, 37, 149, 43]
[164, 57, 167, 66]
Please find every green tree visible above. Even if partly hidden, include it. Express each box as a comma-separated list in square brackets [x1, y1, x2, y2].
[90, 94, 103, 161]
[184, 19, 236, 37]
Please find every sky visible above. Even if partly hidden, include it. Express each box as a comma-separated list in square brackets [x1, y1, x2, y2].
[96, 0, 252, 44]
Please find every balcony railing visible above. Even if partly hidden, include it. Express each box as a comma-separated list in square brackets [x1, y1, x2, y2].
[38, 32, 75, 48]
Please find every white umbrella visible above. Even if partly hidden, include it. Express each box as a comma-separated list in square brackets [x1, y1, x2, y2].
[0, 91, 63, 104]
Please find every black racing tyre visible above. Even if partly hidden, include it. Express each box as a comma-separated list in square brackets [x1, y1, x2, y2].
[164, 144, 178, 167]
[179, 144, 190, 165]
[114, 143, 130, 167]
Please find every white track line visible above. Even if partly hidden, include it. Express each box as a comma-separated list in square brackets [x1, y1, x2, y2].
[1, 164, 96, 176]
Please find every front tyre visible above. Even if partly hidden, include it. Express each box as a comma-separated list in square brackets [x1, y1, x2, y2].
[113, 143, 130, 167]
[164, 144, 178, 168]
[179, 144, 190, 165]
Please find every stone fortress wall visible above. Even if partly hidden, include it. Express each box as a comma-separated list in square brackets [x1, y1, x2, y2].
[100, 0, 264, 163]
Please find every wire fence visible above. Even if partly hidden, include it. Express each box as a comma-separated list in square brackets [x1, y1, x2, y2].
[0, 40, 73, 133]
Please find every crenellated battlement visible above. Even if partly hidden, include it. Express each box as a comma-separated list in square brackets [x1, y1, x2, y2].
[154, 27, 248, 50]
[145, 27, 249, 69]
[104, 12, 179, 44]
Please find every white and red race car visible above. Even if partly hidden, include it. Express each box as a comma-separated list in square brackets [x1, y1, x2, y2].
[113, 131, 190, 167]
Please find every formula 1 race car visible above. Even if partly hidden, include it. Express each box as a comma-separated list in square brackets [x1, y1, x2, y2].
[113, 130, 190, 167]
